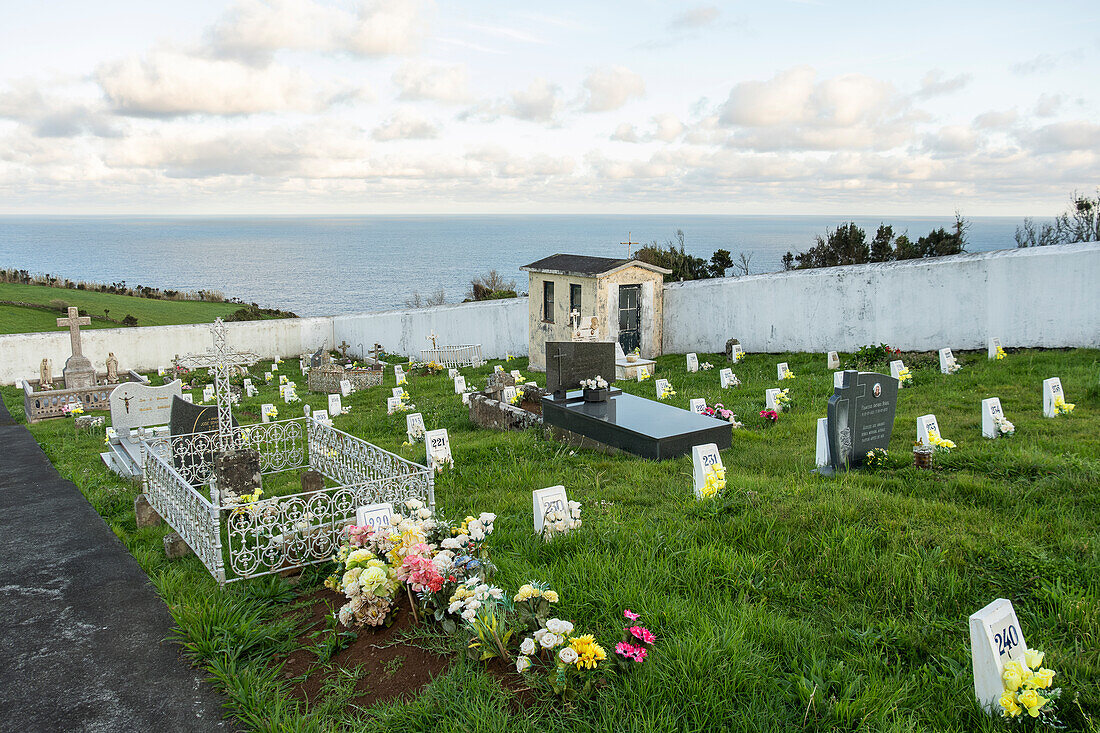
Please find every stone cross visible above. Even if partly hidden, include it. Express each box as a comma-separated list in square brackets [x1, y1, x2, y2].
[176, 319, 259, 452]
[57, 307, 91, 357]
[569, 309, 580, 332]
[338, 340, 350, 358]
[370, 343, 384, 361]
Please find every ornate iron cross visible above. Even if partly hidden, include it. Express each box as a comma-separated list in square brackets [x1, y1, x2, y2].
[176, 319, 259, 451]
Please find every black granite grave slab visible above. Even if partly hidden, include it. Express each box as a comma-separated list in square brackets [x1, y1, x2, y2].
[545, 341, 616, 397]
[543, 390, 731, 460]
[824, 369, 899, 473]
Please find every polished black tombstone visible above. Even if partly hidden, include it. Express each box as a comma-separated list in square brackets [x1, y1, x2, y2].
[824, 369, 899, 473]
[543, 389, 732, 460]
[546, 341, 616, 399]
[169, 396, 236, 478]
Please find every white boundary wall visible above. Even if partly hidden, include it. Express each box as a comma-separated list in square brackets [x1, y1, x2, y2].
[662, 242, 1100, 354]
[2, 244, 1097, 384]
[331, 297, 529, 362]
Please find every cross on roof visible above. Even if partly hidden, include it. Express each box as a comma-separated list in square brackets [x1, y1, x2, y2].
[57, 307, 91, 358]
[176, 318, 260, 451]
[620, 232, 638, 258]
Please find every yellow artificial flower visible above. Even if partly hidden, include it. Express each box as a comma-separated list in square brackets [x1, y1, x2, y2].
[1024, 649, 1045, 669]
[569, 634, 607, 670]
[542, 590, 559, 603]
[513, 585, 538, 602]
[1031, 667, 1056, 689]
[1000, 691, 1023, 717]
[1002, 662, 1023, 692]
[1016, 688, 1047, 718]
[995, 346, 1007, 360]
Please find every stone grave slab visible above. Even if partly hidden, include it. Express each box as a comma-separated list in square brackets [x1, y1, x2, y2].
[101, 380, 183, 478]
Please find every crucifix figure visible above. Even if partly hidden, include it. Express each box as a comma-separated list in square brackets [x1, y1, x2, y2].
[338, 340, 350, 358]
[427, 331, 438, 349]
[176, 318, 259, 452]
[57, 307, 91, 357]
[620, 232, 638, 258]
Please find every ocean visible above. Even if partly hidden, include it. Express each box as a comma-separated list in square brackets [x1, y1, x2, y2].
[0, 215, 1031, 317]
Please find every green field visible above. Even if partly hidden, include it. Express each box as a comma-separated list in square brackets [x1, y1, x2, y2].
[0, 282, 241, 334]
[3, 347, 1099, 732]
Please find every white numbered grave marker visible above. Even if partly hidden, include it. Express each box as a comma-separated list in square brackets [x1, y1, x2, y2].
[462, 392, 471, 405]
[969, 598, 1027, 715]
[827, 351, 840, 369]
[501, 386, 517, 404]
[328, 394, 342, 415]
[636, 365, 650, 381]
[261, 403, 274, 423]
[494, 365, 504, 373]
[340, 379, 352, 397]
[278, 384, 289, 399]
[939, 348, 957, 374]
[355, 502, 394, 532]
[765, 388, 781, 411]
[833, 371, 845, 389]
[203, 385, 215, 402]
[243, 378, 253, 390]
[1042, 377, 1064, 418]
[654, 378, 671, 397]
[283, 389, 296, 404]
[889, 360, 905, 380]
[394, 365, 404, 380]
[732, 343, 744, 358]
[689, 398, 706, 415]
[532, 485, 569, 533]
[777, 362, 790, 380]
[312, 409, 330, 426]
[719, 368, 736, 388]
[454, 375, 466, 394]
[815, 417, 831, 468]
[916, 414, 940, 445]
[686, 353, 699, 372]
[448, 368, 458, 379]
[981, 397, 1005, 439]
[386, 396, 403, 415]
[392, 386, 405, 399]
[181, 394, 194, 403]
[510, 369, 523, 381]
[396, 367, 407, 386]
[691, 443, 723, 498]
[425, 428, 452, 468]
[271, 363, 278, 372]
[406, 412, 425, 442]
[988, 337, 1002, 360]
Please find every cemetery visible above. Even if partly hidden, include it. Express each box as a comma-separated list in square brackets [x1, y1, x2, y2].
[3, 322, 1098, 730]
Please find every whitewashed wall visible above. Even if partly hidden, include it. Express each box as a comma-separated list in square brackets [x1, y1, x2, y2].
[332, 297, 529, 361]
[662, 242, 1100, 354]
[0, 317, 334, 385]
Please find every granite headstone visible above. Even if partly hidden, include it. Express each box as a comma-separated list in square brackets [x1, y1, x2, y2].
[545, 341, 615, 398]
[825, 370, 899, 473]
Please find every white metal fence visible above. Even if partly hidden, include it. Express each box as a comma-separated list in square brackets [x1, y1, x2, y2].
[141, 417, 433, 584]
[421, 344, 484, 368]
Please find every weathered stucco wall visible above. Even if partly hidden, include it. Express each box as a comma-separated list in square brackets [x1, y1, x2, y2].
[526, 272, 598, 370]
[661, 242, 1100, 354]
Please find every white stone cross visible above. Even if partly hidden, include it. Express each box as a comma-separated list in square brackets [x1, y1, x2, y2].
[427, 331, 438, 349]
[176, 318, 259, 451]
[57, 306, 91, 357]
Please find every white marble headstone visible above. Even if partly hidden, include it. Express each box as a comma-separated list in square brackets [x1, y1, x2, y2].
[448, 368, 458, 379]
[636, 365, 650, 381]
[719, 368, 736, 388]
[510, 370, 523, 381]
[987, 337, 1002, 360]
[180, 394, 193, 403]
[328, 393, 342, 415]
[340, 379, 352, 397]
[355, 502, 394, 532]
[654, 378, 671, 397]
[501, 386, 517, 404]
[454, 375, 466, 394]
[765, 388, 781, 411]
[1042, 377, 1064, 418]
[312, 409, 331, 426]
[110, 380, 183, 433]
[939, 348, 957, 374]
[689, 398, 706, 415]
[981, 397, 1005, 439]
[686, 353, 698, 373]
[261, 403, 274, 423]
[425, 428, 452, 467]
[386, 396, 403, 414]
[691, 443, 723, 498]
[889, 360, 905, 380]
[916, 414, 941, 445]
[777, 362, 790, 380]
[392, 386, 405, 399]
[202, 385, 215, 402]
[827, 351, 840, 369]
[833, 371, 844, 388]
[969, 598, 1027, 715]
[815, 417, 831, 468]
[532, 485, 568, 533]
[406, 412, 425, 441]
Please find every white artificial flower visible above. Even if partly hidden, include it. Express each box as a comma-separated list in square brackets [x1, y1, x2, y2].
[441, 537, 463, 550]
[468, 600, 482, 611]
[516, 655, 531, 673]
[520, 637, 536, 655]
[475, 583, 489, 594]
[461, 608, 477, 621]
[533, 628, 547, 643]
[405, 499, 424, 511]
[448, 601, 464, 614]
[568, 501, 581, 512]
[488, 587, 503, 599]
[479, 512, 497, 524]
[558, 647, 579, 665]
[539, 632, 561, 649]
[417, 507, 433, 520]
[546, 618, 574, 636]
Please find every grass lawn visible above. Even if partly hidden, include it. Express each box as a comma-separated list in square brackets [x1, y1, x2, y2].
[0, 282, 242, 334]
[3, 347, 1099, 732]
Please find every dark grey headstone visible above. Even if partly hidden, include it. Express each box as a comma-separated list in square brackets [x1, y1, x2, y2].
[169, 396, 235, 478]
[826, 370, 899, 471]
[301, 470, 324, 493]
[310, 347, 325, 368]
[724, 338, 740, 362]
[545, 341, 615, 397]
[214, 449, 261, 497]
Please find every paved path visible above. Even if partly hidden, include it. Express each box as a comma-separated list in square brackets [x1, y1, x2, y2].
[0, 399, 233, 733]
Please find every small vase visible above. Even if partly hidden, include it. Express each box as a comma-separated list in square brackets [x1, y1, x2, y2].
[626, 354, 638, 363]
[913, 448, 933, 469]
[583, 387, 608, 403]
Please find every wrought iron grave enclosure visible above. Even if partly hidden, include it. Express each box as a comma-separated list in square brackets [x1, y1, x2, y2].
[141, 417, 434, 584]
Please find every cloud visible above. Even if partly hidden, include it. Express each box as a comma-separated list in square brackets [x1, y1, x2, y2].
[719, 66, 897, 128]
[97, 50, 354, 116]
[372, 108, 437, 140]
[1034, 93, 1063, 117]
[1026, 121, 1100, 153]
[582, 66, 645, 112]
[973, 109, 1018, 129]
[668, 5, 720, 30]
[611, 115, 683, 143]
[0, 84, 119, 138]
[508, 78, 563, 122]
[923, 125, 978, 155]
[611, 122, 640, 142]
[1011, 53, 1057, 76]
[914, 70, 971, 99]
[210, 0, 426, 61]
[393, 61, 469, 103]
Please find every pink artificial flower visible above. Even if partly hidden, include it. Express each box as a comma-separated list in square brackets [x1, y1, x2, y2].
[345, 525, 373, 546]
[623, 609, 640, 621]
[629, 626, 656, 644]
[615, 642, 648, 662]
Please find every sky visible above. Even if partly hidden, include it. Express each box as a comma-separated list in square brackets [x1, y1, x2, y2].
[0, 0, 1097, 216]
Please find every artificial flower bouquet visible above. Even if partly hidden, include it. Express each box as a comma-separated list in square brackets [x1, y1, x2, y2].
[995, 345, 1007, 360]
[732, 350, 745, 363]
[1000, 649, 1061, 726]
[580, 376, 609, 391]
[63, 402, 85, 416]
[994, 415, 1015, 436]
[775, 388, 792, 411]
[1053, 396, 1074, 416]
[703, 403, 743, 428]
[612, 609, 656, 671]
[864, 447, 888, 468]
[429, 450, 452, 473]
[760, 409, 779, 423]
[925, 429, 956, 451]
[542, 501, 582, 540]
[263, 405, 278, 420]
[659, 384, 676, 400]
[424, 360, 444, 375]
[698, 464, 726, 499]
[896, 366, 913, 387]
[780, 367, 795, 380]
[517, 616, 607, 700]
[637, 370, 652, 381]
[701, 362, 714, 370]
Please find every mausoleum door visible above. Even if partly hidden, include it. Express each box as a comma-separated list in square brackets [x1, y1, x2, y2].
[618, 284, 641, 353]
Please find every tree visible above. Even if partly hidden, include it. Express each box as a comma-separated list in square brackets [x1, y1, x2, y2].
[1015, 218, 1058, 248]
[781, 251, 795, 271]
[1055, 190, 1100, 243]
[869, 224, 895, 262]
[405, 289, 447, 308]
[708, 249, 734, 277]
[793, 222, 869, 269]
[634, 230, 709, 282]
[733, 252, 753, 276]
[466, 269, 517, 301]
